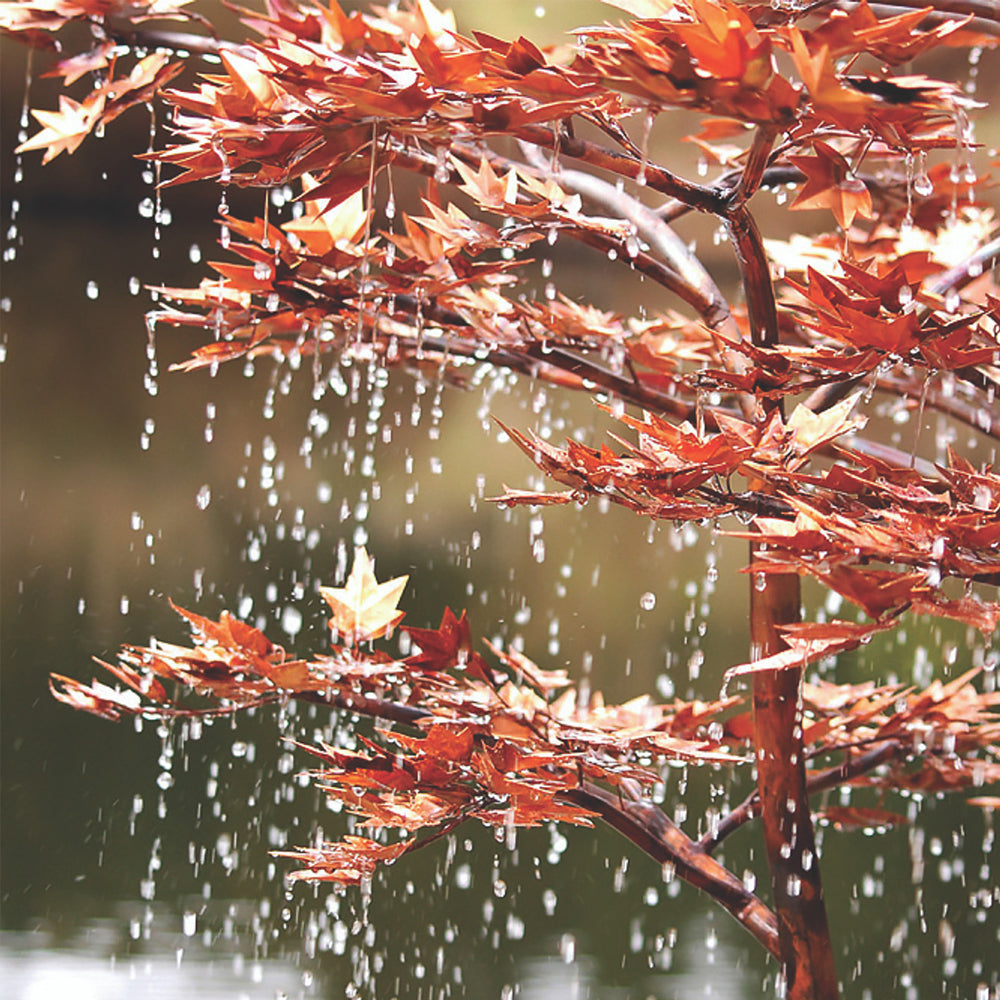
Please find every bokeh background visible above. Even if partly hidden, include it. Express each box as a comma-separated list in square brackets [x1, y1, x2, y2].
[2, 3, 998, 997]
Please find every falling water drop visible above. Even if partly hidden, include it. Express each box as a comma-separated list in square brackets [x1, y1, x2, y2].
[913, 172, 933, 198]
[281, 606, 303, 640]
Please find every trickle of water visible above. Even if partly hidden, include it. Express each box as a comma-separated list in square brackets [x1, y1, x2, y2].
[635, 108, 655, 187]
[913, 150, 933, 198]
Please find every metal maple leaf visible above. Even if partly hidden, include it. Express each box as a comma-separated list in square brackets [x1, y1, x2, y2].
[319, 546, 408, 644]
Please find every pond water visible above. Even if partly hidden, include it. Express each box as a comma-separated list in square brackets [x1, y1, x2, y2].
[2, 12, 999, 1000]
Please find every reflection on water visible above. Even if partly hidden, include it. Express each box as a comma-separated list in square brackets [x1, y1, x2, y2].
[0, 917, 317, 1000]
[2, 913, 753, 1000]
[515, 913, 753, 999]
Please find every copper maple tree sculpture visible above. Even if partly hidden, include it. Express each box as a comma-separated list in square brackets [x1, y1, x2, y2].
[6, 1, 1000, 997]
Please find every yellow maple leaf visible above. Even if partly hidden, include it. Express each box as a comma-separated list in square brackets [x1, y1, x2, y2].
[319, 547, 408, 644]
[785, 390, 867, 460]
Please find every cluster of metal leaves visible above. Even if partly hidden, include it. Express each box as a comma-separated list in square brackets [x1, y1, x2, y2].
[50, 547, 1000, 882]
[7, 0, 1000, 881]
[8, 0, 998, 642]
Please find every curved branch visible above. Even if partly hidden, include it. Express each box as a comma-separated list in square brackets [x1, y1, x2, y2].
[517, 146, 738, 339]
[390, 142, 732, 324]
[928, 235, 1000, 298]
[728, 125, 780, 208]
[877, 371, 1000, 442]
[566, 782, 781, 958]
[512, 124, 725, 214]
[726, 204, 780, 352]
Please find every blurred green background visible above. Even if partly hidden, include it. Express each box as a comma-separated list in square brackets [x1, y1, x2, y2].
[1, 3, 997, 997]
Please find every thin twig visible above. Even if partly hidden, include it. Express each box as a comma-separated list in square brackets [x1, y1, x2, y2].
[700, 741, 901, 853]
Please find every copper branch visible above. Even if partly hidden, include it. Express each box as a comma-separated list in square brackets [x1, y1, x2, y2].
[565, 782, 781, 958]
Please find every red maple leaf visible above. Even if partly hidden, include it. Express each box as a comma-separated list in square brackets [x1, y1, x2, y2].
[404, 607, 473, 671]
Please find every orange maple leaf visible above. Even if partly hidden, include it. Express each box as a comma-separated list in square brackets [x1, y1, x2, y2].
[17, 92, 106, 163]
[789, 141, 872, 229]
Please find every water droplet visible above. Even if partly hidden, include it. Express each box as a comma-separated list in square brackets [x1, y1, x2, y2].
[639, 591, 656, 611]
[85, 280, 99, 300]
[913, 171, 933, 197]
[281, 606, 302, 639]
[559, 933, 575, 963]
[196, 485, 212, 510]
